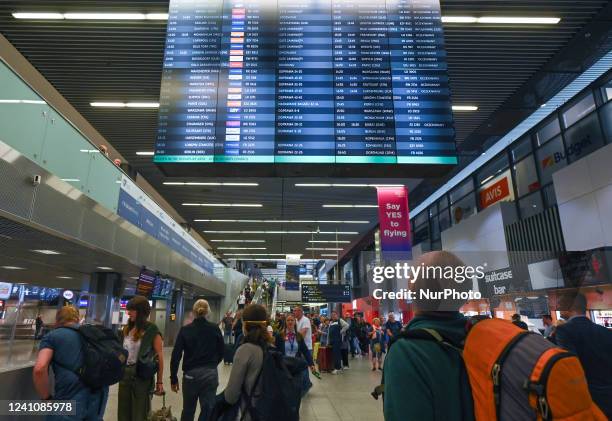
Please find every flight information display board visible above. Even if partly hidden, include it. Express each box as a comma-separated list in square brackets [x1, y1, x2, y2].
[155, 0, 456, 168]
[302, 283, 351, 303]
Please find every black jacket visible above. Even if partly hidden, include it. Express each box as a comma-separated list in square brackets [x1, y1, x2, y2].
[556, 316, 612, 418]
[170, 317, 224, 383]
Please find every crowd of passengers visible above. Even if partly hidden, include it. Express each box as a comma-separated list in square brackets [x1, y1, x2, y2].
[32, 251, 612, 421]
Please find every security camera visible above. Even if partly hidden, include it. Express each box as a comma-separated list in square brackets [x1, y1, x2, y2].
[32, 175, 42, 186]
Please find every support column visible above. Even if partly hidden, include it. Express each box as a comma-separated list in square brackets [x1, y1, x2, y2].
[85, 272, 124, 328]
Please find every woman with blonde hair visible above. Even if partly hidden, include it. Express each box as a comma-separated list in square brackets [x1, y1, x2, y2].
[118, 296, 164, 421]
[275, 313, 315, 396]
[170, 299, 224, 421]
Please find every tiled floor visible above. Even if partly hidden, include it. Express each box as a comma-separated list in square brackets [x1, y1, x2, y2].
[105, 347, 385, 421]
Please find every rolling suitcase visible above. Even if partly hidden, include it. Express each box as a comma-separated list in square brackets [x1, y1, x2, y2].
[223, 343, 234, 365]
[317, 346, 332, 372]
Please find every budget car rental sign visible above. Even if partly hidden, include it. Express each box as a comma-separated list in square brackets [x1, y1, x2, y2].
[377, 186, 412, 259]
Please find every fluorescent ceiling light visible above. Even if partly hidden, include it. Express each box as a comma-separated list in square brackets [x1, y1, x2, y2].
[478, 17, 560, 24]
[126, 102, 160, 108]
[79, 149, 99, 153]
[210, 239, 265, 243]
[90, 102, 125, 107]
[1, 266, 25, 270]
[183, 203, 262, 207]
[90, 102, 159, 108]
[164, 182, 259, 186]
[223, 253, 288, 256]
[13, 12, 169, 20]
[203, 230, 359, 235]
[31, 249, 62, 255]
[146, 13, 169, 20]
[322, 204, 378, 208]
[217, 247, 267, 250]
[12, 12, 63, 19]
[60, 178, 80, 182]
[442, 16, 560, 25]
[194, 219, 368, 224]
[452, 105, 479, 111]
[308, 240, 351, 244]
[96, 266, 113, 270]
[321, 254, 340, 257]
[136, 151, 155, 156]
[306, 247, 344, 251]
[295, 183, 404, 188]
[65, 13, 147, 20]
[57, 276, 73, 279]
[441, 16, 478, 23]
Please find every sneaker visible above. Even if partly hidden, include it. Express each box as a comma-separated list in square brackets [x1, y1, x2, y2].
[343, 366, 350, 370]
[331, 370, 339, 375]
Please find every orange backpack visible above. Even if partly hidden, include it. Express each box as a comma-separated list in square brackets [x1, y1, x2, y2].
[399, 318, 606, 420]
[463, 318, 606, 421]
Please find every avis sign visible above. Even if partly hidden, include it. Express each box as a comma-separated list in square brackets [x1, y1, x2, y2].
[377, 186, 412, 259]
[479, 174, 512, 210]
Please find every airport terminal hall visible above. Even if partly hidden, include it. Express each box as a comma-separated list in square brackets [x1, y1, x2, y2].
[2, 0, 612, 420]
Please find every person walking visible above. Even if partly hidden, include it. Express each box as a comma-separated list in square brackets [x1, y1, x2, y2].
[222, 312, 234, 345]
[118, 296, 164, 421]
[556, 293, 612, 418]
[328, 311, 349, 375]
[275, 314, 315, 396]
[170, 299, 224, 421]
[219, 304, 270, 421]
[237, 292, 246, 310]
[232, 310, 243, 347]
[369, 318, 384, 371]
[33, 306, 109, 420]
[35, 314, 44, 339]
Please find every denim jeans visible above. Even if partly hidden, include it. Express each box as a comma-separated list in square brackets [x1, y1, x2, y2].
[181, 366, 219, 421]
[223, 331, 232, 344]
[47, 387, 108, 421]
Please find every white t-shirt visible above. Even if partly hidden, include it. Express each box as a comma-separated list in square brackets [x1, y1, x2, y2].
[296, 316, 313, 350]
[123, 335, 142, 365]
[238, 294, 246, 305]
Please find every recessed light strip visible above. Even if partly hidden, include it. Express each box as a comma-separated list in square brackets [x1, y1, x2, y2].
[308, 240, 351, 244]
[194, 219, 369, 224]
[322, 204, 378, 208]
[90, 102, 159, 108]
[442, 16, 560, 24]
[203, 230, 359, 235]
[295, 183, 405, 188]
[183, 203, 262, 207]
[164, 182, 259, 186]
[210, 239, 265, 243]
[13, 12, 169, 20]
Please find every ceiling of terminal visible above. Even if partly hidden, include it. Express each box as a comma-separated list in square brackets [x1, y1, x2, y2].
[1, 0, 611, 261]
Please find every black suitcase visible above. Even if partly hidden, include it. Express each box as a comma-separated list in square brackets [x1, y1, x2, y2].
[223, 343, 234, 365]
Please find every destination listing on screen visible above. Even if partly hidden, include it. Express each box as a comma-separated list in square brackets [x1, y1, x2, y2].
[155, 0, 456, 165]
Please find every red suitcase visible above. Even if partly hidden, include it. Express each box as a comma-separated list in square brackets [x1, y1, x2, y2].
[317, 346, 333, 372]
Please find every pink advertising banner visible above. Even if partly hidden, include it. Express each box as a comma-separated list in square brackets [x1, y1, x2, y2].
[377, 186, 412, 258]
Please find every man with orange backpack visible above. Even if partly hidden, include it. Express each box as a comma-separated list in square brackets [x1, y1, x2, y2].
[383, 251, 606, 421]
[383, 251, 475, 421]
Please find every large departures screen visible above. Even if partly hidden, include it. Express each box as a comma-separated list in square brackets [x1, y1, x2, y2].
[154, 0, 456, 173]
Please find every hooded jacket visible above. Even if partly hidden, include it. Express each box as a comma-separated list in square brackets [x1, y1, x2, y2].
[383, 312, 475, 421]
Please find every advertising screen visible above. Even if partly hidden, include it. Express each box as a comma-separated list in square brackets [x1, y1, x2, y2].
[155, 0, 456, 171]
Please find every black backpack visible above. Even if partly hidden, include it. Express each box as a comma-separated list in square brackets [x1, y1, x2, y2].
[58, 325, 128, 389]
[246, 348, 306, 421]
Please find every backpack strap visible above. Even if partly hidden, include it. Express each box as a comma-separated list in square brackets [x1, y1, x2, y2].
[390, 328, 464, 354]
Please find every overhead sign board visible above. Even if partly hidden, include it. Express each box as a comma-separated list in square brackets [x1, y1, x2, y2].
[302, 284, 351, 303]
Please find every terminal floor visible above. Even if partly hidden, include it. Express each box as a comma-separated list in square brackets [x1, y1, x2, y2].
[106, 347, 385, 421]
